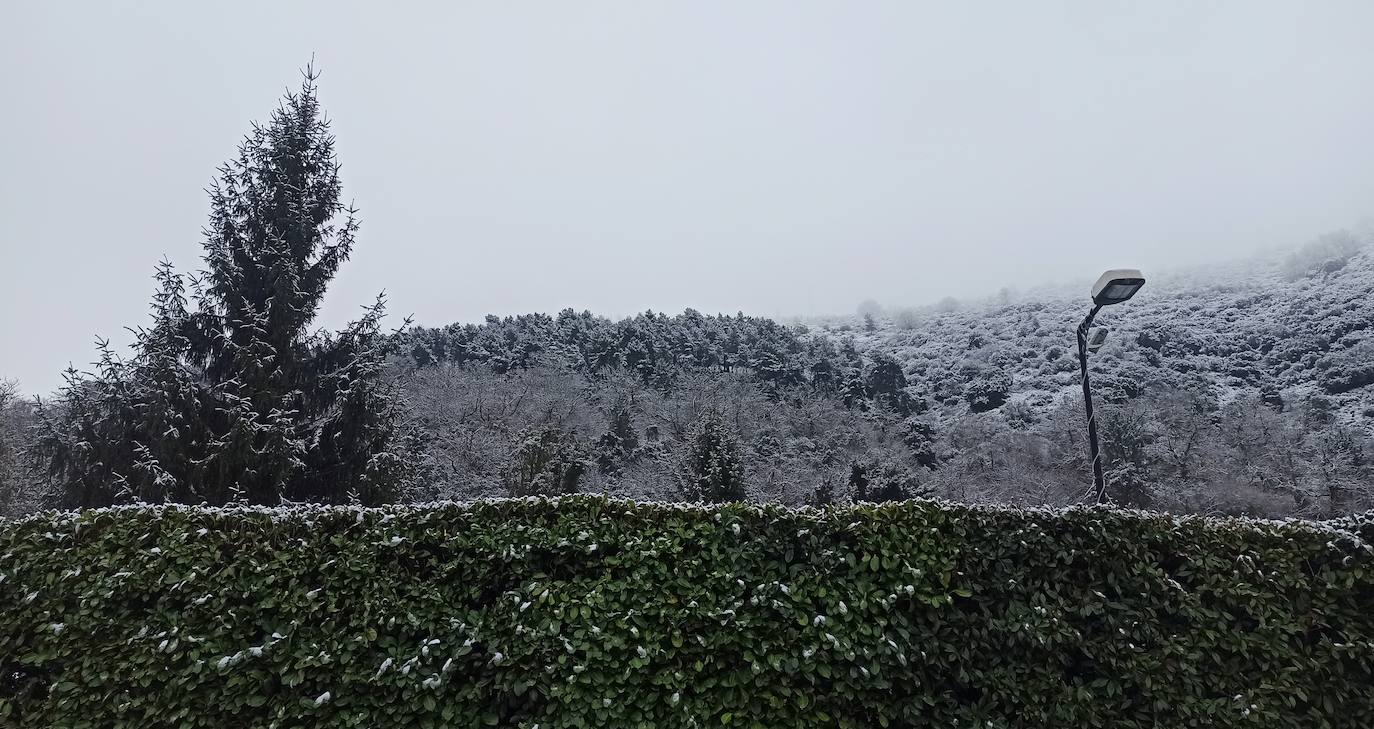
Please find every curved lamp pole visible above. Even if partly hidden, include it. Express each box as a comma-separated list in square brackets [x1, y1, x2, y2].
[1078, 269, 1146, 503]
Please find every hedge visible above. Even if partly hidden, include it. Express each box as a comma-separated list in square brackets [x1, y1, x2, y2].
[2, 497, 1372, 728]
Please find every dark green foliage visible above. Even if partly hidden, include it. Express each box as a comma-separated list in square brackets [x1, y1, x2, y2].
[31, 70, 412, 508]
[2, 498, 1371, 727]
[679, 409, 745, 502]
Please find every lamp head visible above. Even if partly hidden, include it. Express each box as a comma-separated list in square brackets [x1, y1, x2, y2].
[1091, 269, 1145, 306]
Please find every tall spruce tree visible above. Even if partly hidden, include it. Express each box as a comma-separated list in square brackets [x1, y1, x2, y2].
[35, 67, 414, 507]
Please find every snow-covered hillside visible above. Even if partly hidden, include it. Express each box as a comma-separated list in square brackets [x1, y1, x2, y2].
[7, 234, 1372, 520]
[820, 231, 1374, 430]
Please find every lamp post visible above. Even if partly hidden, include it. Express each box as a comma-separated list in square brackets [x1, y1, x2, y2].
[1078, 269, 1146, 503]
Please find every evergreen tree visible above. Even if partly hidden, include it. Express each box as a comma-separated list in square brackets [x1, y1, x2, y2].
[594, 405, 640, 476]
[866, 352, 919, 415]
[807, 478, 836, 507]
[809, 357, 837, 397]
[849, 458, 920, 503]
[505, 425, 585, 497]
[679, 408, 745, 502]
[35, 67, 414, 507]
[837, 340, 870, 411]
[847, 461, 870, 501]
[900, 416, 940, 469]
[961, 363, 1012, 413]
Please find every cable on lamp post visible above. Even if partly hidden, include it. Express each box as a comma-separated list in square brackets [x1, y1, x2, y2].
[1078, 269, 1146, 503]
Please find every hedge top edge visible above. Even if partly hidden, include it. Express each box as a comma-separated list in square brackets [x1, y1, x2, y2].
[4, 494, 1371, 543]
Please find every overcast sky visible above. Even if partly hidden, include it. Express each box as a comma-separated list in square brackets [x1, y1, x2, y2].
[4, 2, 1374, 395]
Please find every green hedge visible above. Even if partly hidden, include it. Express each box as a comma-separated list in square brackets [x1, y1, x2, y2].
[2, 497, 1372, 728]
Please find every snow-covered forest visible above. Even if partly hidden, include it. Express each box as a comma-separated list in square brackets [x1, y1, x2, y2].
[4, 231, 1373, 519]
[377, 232, 1374, 519]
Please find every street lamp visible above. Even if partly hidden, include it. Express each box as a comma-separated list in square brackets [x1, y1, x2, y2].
[1078, 269, 1145, 503]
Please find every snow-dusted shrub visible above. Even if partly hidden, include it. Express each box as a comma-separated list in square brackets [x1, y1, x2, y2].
[1282, 229, 1366, 280]
[1317, 340, 1374, 395]
[503, 425, 586, 497]
[960, 362, 1012, 413]
[892, 307, 922, 330]
[2, 498, 1371, 727]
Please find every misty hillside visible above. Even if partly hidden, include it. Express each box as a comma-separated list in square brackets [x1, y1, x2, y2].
[830, 230, 1374, 427]
[380, 230, 1374, 519]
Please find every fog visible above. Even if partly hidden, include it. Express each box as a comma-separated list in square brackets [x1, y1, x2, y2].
[4, 1, 1374, 395]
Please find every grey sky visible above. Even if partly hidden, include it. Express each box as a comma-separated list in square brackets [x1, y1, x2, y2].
[4, 1, 1374, 396]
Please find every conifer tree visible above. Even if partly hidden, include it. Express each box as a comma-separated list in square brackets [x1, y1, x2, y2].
[866, 352, 919, 416]
[594, 405, 640, 476]
[849, 459, 920, 503]
[679, 408, 745, 502]
[807, 478, 836, 507]
[35, 67, 414, 507]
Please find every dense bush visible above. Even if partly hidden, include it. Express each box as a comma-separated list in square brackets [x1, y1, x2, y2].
[3, 497, 1372, 728]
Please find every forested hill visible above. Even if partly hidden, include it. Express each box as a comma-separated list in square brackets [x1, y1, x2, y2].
[388, 230, 1373, 519]
[400, 230, 1374, 428]
[7, 233, 1372, 518]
